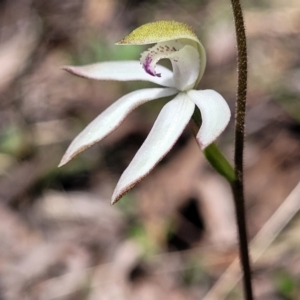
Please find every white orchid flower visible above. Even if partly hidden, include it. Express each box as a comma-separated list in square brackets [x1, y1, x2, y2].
[59, 21, 231, 204]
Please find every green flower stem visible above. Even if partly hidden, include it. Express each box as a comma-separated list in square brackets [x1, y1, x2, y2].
[192, 108, 235, 183]
[203, 143, 236, 182]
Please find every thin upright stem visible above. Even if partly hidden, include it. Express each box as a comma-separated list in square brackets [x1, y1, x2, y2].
[230, 0, 254, 299]
[231, 180, 253, 300]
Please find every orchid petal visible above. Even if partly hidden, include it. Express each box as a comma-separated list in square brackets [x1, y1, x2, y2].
[112, 92, 195, 204]
[63, 61, 175, 88]
[117, 20, 206, 83]
[140, 41, 181, 77]
[59, 88, 177, 167]
[187, 89, 231, 149]
[140, 42, 200, 91]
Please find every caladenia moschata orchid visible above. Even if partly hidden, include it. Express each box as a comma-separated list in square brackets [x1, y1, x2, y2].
[59, 21, 235, 204]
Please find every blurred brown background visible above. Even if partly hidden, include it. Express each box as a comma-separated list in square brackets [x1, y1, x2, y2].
[0, 0, 300, 299]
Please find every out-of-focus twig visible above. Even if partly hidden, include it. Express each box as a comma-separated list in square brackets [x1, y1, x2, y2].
[203, 180, 300, 300]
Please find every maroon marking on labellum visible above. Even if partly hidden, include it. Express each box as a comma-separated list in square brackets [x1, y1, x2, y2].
[143, 56, 161, 77]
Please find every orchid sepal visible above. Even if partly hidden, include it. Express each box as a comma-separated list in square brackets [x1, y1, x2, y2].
[187, 89, 231, 149]
[116, 21, 206, 86]
[62, 61, 175, 88]
[112, 92, 195, 204]
[59, 88, 177, 167]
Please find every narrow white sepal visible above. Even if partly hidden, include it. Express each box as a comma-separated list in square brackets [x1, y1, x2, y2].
[112, 92, 195, 204]
[63, 61, 175, 88]
[59, 88, 177, 166]
[187, 89, 231, 149]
